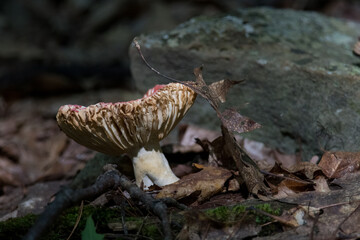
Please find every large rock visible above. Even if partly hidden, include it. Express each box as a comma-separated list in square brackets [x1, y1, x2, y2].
[130, 7, 360, 160]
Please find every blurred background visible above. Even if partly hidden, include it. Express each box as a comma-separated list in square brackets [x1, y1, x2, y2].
[0, 0, 360, 102]
[0, 0, 360, 219]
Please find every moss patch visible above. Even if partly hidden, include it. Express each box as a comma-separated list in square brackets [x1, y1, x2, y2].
[0, 214, 37, 240]
[205, 203, 281, 224]
[0, 205, 123, 240]
[0, 205, 167, 240]
[204, 202, 283, 237]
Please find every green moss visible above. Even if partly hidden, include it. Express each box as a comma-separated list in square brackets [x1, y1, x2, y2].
[142, 223, 161, 238]
[0, 214, 37, 240]
[204, 203, 281, 224]
[254, 203, 281, 224]
[0, 205, 125, 240]
[202, 202, 284, 237]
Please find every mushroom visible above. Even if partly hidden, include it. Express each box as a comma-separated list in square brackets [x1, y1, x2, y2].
[56, 83, 196, 188]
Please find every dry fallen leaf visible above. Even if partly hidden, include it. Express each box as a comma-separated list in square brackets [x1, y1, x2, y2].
[190, 67, 268, 195]
[271, 182, 299, 199]
[134, 42, 268, 197]
[313, 176, 330, 193]
[353, 37, 360, 56]
[318, 151, 360, 178]
[156, 166, 233, 204]
[196, 125, 268, 195]
[276, 160, 322, 180]
[221, 109, 261, 134]
[0, 96, 95, 194]
[265, 160, 325, 198]
[338, 204, 360, 237]
[208, 79, 242, 103]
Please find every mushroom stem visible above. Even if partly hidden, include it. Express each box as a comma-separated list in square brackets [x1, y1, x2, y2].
[131, 143, 179, 189]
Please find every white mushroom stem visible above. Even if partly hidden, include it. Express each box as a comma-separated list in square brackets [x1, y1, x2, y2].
[131, 143, 179, 189]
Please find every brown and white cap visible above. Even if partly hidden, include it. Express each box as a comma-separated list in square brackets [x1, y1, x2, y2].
[56, 83, 197, 156]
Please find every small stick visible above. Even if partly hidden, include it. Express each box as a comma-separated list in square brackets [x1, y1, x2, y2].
[66, 201, 84, 240]
[159, 197, 188, 210]
[23, 169, 173, 240]
[331, 203, 360, 239]
[133, 39, 183, 84]
[133, 39, 199, 94]
[135, 215, 148, 240]
[260, 170, 314, 185]
[120, 202, 128, 235]
[309, 210, 321, 240]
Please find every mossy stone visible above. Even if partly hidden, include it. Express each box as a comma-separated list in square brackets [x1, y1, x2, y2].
[130, 7, 360, 160]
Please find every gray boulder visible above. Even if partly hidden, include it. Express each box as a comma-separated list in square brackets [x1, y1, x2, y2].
[129, 7, 360, 160]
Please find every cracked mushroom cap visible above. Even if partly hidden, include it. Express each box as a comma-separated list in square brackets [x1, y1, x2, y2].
[56, 83, 196, 156]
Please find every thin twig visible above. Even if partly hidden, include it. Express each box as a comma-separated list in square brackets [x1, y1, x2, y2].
[23, 169, 173, 240]
[225, 211, 249, 240]
[66, 201, 84, 240]
[319, 201, 351, 209]
[133, 39, 199, 95]
[133, 39, 184, 84]
[135, 215, 148, 240]
[118, 187, 142, 216]
[309, 210, 321, 240]
[115, 169, 172, 240]
[159, 197, 188, 210]
[331, 203, 360, 239]
[203, 222, 211, 240]
[246, 206, 297, 227]
[260, 170, 314, 185]
[120, 201, 128, 235]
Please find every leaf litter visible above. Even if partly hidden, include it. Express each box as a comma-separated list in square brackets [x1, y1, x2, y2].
[2, 40, 360, 240]
[132, 40, 360, 239]
[157, 165, 234, 205]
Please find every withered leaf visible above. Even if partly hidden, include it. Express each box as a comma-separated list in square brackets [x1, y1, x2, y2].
[220, 125, 269, 196]
[338, 204, 360, 236]
[209, 79, 242, 103]
[271, 183, 297, 199]
[353, 37, 360, 56]
[192, 67, 241, 111]
[313, 176, 330, 193]
[274, 207, 307, 227]
[192, 66, 212, 102]
[318, 151, 360, 178]
[196, 138, 228, 168]
[279, 176, 312, 192]
[266, 167, 313, 198]
[279, 161, 322, 180]
[192, 67, 260, 134]
[191, 66, 267, 195]
[134, 41, 267, 197]
[221, 109, 261, 134]
[156, 166, 232, 203]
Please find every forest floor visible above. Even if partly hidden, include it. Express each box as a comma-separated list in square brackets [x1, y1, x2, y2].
[1, 82, 360, 240]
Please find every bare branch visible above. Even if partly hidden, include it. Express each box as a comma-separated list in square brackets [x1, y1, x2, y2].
[23, 169, 173, 240]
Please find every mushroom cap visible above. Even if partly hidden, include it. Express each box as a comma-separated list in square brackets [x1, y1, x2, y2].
[56, 83, 197, 156]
